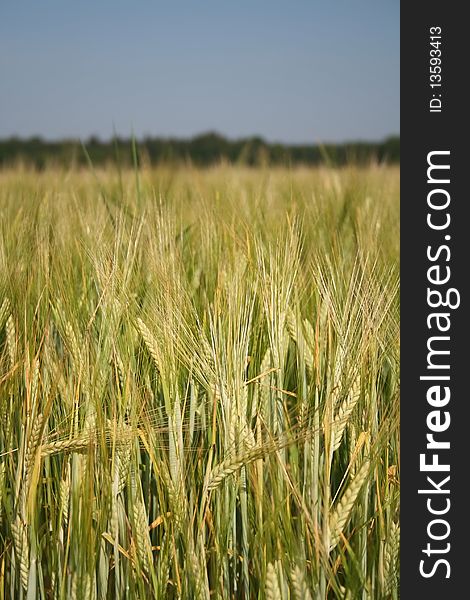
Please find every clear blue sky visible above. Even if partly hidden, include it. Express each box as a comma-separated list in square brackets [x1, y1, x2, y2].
[0, 1, 399, 144]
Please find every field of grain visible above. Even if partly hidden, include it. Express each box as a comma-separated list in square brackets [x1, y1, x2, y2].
[0, 165, 399, 599]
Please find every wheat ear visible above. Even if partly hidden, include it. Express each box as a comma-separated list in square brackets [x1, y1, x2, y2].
[6, 315, 16, 367]
[11, 516, 29, 590]
[329, 460, 370, 551]
[207, 444, 270, 491]
[384, 521, 400, 594]
[331, 375, 361, 452]
[136, 318, 161, 372]
[265, 562, 282, 600]
[0, 298, 11, 330]
[291, 565, 312, 600]
[41, 437, 90, 457]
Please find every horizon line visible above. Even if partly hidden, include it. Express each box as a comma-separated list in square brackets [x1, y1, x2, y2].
[0, 130, 400, 148]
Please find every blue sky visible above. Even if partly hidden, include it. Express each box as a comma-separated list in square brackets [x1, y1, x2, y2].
[0, 1, 399, 144]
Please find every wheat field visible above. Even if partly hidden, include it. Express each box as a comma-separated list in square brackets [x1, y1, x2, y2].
[0, 165, 399, 599]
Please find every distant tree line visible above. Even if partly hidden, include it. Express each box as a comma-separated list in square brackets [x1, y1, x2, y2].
[0, 132, 399, 169]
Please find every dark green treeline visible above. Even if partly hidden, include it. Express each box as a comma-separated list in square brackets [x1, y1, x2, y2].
[0, 132, 399, 169]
